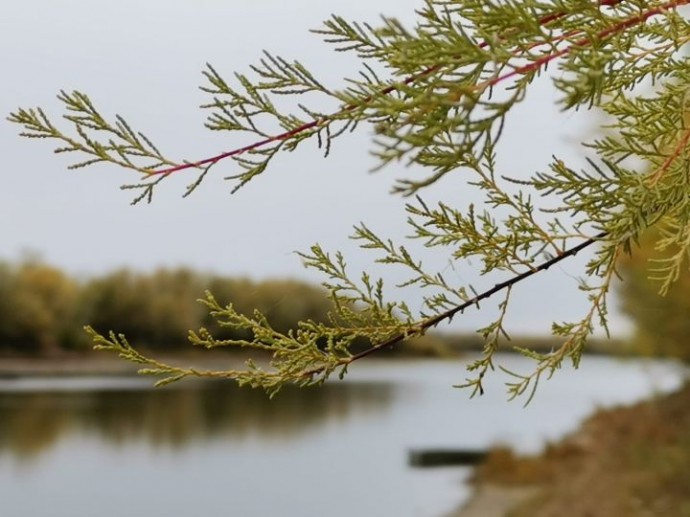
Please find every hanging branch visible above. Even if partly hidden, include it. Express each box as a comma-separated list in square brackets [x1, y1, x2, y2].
[124, 0, 676, 188]
[10, 0, 660, 201]
[87, 231, 607, 394]
[10, 0, 690, 398]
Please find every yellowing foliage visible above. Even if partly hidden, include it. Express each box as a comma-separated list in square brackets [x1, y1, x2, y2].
[618, 232, 690, 361]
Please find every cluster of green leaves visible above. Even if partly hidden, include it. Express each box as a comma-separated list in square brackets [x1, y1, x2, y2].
[9, 0, 690, 398]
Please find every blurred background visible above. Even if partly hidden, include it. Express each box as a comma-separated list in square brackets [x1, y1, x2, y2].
[1, 2, 689, 516]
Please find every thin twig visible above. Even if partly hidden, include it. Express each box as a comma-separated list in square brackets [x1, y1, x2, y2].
[646, 127, 690, 187]
[301, 231, 608, 378]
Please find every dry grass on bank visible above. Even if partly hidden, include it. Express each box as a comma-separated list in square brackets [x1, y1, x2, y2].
[472, 383, 690, 517]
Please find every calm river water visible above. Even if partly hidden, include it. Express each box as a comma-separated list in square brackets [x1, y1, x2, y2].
[0, 355, 685, 517]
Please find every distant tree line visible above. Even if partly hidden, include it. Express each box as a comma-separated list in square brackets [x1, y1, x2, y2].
[5, 254, 678, 360]
[0, 260, 447, 356]
[3, 256, 679, 360]
[0, 261, 334, 354]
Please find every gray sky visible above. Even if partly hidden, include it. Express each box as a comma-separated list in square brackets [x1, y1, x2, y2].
[1, 1, 631, 335]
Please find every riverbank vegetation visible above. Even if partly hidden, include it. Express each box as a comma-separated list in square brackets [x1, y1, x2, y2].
[0, 260, 333, 354]
[0, 259, 623, 358]
[459, 235, 690, 516]
[0, 259, 451, 357]
[472, 381, 690, 516]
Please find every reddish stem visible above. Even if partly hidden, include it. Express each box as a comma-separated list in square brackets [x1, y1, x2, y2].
[149, 0, 680, 179]
[481, 0, 689, 90]
[647, 128, 690, 186]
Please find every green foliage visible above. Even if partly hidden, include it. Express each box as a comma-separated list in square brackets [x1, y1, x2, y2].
[9, 0, 690, 397]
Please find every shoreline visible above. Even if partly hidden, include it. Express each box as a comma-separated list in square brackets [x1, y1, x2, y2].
[449, 379, 690, 517]
[2, 354, 687, 516]
[447, 485, 541, 517]
[0, 352, 263, 379]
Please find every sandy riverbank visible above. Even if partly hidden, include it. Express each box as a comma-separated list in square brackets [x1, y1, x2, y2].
[447, 485, 541, 517]
[447, 381, 690, 517]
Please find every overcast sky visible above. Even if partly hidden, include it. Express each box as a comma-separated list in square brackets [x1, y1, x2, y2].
[1, 1, 632, 336]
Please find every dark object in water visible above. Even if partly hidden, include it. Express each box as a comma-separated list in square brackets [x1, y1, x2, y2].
[409, 448, 488, 467]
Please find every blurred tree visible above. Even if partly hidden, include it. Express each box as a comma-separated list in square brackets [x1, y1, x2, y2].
[83, 269, 335, 349]
[248, 280, 331, 333]
[203, 277, 332, 341]
[618, 232, 690, 361]
[145, 269, 206, 347]
[0, 261, 343, 354]
[0, 262, 79, 353]
[81, 270, 157, 347]
[0, 262, 15, 348]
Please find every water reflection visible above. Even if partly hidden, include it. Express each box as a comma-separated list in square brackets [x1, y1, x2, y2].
[0, 380, 395, 460]
[0, 359, 685, 517]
